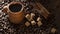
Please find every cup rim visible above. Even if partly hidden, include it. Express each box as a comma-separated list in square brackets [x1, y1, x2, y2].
[7, 2, 24, 14]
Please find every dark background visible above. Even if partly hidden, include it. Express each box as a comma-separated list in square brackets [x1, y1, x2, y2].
[0, 0, 60, 34]
[39, 0, 60, 34]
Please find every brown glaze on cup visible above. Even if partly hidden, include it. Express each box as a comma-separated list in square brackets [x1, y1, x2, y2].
[8, 11, 25, 24]
[3, 2, 25, 24]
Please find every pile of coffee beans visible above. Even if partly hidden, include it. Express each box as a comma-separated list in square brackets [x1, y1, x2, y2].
[0, 0, 58, 34]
